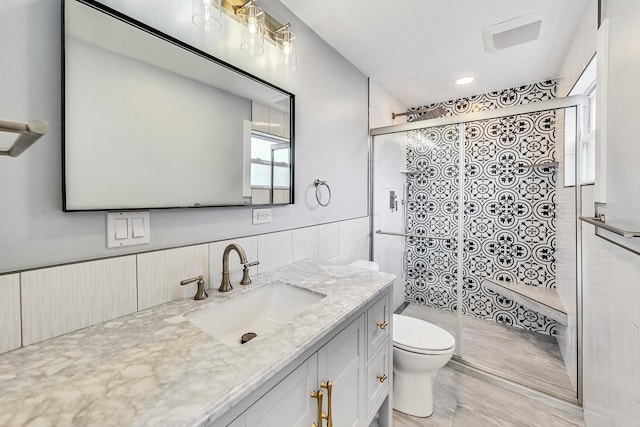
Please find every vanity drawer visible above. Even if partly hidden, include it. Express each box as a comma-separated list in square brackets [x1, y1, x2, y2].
[366, 341, 390, 415]
[367, 293, 390, 359]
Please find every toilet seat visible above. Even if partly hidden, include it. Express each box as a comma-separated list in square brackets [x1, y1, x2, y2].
[393, 314, 455, 355]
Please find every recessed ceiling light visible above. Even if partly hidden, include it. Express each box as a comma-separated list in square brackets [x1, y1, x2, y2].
[455, 76, 474, 85]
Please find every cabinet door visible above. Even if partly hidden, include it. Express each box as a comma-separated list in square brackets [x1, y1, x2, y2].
[367, 293, 390, 359]
[245, 355, 318, 427]
[317, 315, 366, 427]
[366, 341, 390, 416]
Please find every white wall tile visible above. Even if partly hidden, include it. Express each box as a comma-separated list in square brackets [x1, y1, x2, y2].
[325, 256, 340, 265]
[610, 306, 639, 426]
[338, 220, 356, 265]
[582, 243, 613, 421]
[318, 223, 340, 261]
[210, 237, 258, 291]
[21, 257, 137, 346]
[369, 79, 407, 127]
[353, 217, 370, 250]
[354, 245, 370, 263]
[610, 250, 640, 326]
[0, 274, 21, 353]
[292, 226, 319, 262]
[137, 245, 209, 310]
[257, 231, 292, 273]
[374, 235, 404, 310]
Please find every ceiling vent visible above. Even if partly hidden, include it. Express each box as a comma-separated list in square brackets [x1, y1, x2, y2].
[483, 9, 551, 53]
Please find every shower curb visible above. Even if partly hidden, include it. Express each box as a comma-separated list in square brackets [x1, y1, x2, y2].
[447, 358, 583, 417]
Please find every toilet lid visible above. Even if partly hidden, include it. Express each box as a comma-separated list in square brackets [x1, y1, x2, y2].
[393, 314, 455, 353]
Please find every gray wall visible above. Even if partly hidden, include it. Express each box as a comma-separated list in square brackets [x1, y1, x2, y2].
[0, 0, 369, 273]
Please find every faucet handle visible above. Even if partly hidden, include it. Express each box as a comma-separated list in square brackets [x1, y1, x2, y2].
[180, 275, 208, 300]
[240, 261, 260, 285]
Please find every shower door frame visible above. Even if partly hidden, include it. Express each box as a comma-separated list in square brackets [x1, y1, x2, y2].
[369, 95, 586, 406]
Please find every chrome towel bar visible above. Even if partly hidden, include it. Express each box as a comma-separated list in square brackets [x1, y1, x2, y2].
[375, 230, 451, 240]
[579, 216, 640, 238]
[0, 119, 49, 157]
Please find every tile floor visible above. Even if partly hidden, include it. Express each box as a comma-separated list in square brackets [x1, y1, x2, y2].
[392, 367, 584, 427]
[400, 303, 576, 400]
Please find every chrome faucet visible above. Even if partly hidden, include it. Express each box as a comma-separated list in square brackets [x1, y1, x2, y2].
[219, 243, 260, 292]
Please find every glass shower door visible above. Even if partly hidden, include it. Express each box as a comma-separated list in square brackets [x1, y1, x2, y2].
[371, 98, 582, 404]
[459, 107, 578, 401]
[372, 123, 463, 355]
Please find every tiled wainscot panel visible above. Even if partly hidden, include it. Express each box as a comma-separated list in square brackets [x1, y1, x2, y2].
[338, 220, 357, 265]
[257, 231, 293, 272]
[0, 274, 21, 353]
[137, 244, 209, 310]
[318, 222, 340, 262]
[21, 257, 137, 345]
[292, 226, 319, 262]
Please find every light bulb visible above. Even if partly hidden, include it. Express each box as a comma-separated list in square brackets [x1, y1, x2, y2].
[276, 28, 296, 73]
[240, 3, 265, 56]
[203, 4, 211, 32]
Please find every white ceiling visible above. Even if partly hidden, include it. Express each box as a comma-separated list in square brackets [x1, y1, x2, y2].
[279, 0, 592, 108]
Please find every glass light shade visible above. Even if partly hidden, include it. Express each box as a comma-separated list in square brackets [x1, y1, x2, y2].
[240, 3, 265, 56]
[192, 0, 222, 33]
[276, 29, 297, 73]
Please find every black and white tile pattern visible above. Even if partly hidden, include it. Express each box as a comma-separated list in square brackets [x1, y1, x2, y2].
[404, 81, 558, 335]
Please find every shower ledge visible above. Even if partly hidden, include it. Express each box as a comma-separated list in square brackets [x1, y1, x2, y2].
[482, 278, 568, 325]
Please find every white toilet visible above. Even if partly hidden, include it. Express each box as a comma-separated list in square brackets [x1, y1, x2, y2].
[392, 314, 456, 417]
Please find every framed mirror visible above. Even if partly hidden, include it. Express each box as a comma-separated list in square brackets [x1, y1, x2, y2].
[63, 0, 294, 211]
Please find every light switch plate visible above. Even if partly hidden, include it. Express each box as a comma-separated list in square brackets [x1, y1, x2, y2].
[106, 211, 151, 248]
[252, 208, 272, 224]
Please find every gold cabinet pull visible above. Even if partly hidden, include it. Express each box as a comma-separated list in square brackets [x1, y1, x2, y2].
[376, 374, 388, 383]
[310, 390, 327, 427]
[320, 380, 333, 427]
[376, 321, 388, 330]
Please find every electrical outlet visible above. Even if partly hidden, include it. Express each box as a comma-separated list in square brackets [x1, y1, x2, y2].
[252, 208, 272, 224]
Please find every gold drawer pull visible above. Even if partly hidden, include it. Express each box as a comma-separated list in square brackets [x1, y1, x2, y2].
[320, 380, 333, 427]
[376, 321, 388, 330]
[310, 390, 327, 427]
[376, 374, 388, 383]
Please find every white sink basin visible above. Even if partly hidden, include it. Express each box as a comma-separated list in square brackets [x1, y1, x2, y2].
[186, 283, 326, 347]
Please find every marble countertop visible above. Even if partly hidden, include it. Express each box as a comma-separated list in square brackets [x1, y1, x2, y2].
[0, 260, 395, 427]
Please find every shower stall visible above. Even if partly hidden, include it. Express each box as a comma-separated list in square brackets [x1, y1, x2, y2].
[370, 88, 584, 404]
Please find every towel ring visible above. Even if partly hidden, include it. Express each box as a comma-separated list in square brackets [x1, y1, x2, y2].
[314, 179, 331, 207]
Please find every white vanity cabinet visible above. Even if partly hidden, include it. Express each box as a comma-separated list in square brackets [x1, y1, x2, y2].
[216, 289, 391, 427]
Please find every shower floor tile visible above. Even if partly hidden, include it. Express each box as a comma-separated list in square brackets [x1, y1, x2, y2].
[399, 303, 576, 401]
[393, 367, 584, 427]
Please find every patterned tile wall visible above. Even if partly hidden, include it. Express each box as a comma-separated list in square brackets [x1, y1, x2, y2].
[404, 81, 559, 335]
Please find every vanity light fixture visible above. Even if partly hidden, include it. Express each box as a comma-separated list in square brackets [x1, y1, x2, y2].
[192, 0, 222, 33]
[455, 76, 475, 85]
[276, 25, 296, 73]
[239, 1, 265, 56]
[191, 0, 298, 72]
